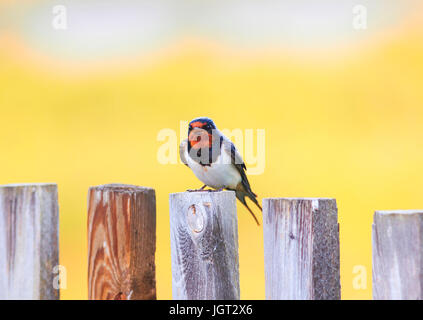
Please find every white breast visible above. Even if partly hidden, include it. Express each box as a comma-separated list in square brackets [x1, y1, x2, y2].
[185, 148, 241, 189]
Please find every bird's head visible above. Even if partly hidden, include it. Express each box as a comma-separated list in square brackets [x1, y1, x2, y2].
[188, 117, 217, 149]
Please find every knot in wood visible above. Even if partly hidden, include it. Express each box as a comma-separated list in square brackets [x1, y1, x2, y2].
[187, 204, 205, 233]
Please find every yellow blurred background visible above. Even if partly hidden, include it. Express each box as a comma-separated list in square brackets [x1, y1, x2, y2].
[1, 0, 423, 300]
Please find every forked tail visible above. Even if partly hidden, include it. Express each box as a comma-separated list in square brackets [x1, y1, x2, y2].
[235, 189, 262, 226]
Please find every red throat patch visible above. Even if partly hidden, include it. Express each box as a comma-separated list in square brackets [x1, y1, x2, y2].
[189, 130, 213, 149]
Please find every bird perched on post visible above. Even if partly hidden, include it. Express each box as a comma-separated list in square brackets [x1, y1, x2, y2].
[179, 117, 262, 225]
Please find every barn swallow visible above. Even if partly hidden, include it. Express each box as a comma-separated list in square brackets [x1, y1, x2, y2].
[180, 117, 262, 225]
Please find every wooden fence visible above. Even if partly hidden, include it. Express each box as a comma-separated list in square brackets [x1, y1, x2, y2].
[0, 183, 422, 300]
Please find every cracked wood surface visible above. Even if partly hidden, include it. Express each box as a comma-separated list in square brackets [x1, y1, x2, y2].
[170, 191, 240, 300]
[0, 183, 59, 300]
[263, 198, 340, 300]
[372, 210, 423, 300]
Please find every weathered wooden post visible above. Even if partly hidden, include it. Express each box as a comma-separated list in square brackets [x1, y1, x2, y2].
[169, 190, 240, 299]
[263, 198, 340, 300]
[87, 184, 156, 300]
[372, 210, 423, 300]
[0, 183, 59, 300]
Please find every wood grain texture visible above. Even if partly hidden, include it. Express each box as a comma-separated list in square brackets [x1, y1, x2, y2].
[0, 183, 59, 300]
[169, 191, 240, 300]
[372, 210, 423, 300]
[263, 198, 340, 300]
[87, 184, 156, 300]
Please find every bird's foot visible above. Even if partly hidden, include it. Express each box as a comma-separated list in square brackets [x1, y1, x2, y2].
[187, 185, 208, 192]
[208, 188, 224, 192]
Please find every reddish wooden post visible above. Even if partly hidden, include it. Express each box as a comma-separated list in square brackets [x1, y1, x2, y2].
[87, 184, 156, 300]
